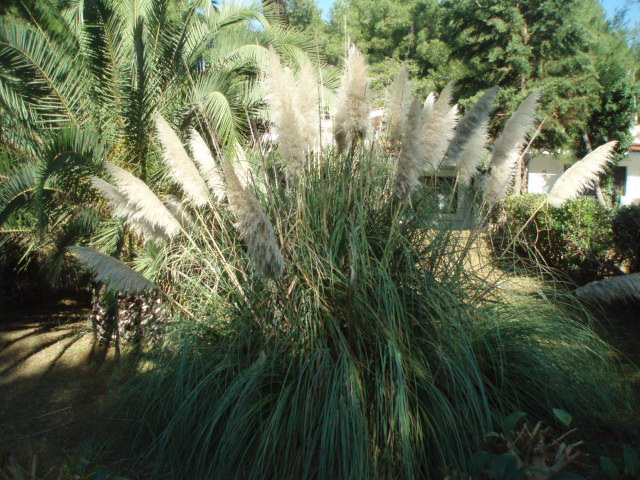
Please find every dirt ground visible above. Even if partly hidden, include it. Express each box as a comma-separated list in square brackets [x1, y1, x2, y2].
[0, 298, 118, 476]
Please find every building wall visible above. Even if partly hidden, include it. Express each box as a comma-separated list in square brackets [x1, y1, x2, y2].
[527, 154, 564, 194]
[618, 151, 640, 205]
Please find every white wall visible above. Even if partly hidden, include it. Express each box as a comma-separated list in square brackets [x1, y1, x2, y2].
[618, 151, 640, 205]
[527, 154, 564, 194]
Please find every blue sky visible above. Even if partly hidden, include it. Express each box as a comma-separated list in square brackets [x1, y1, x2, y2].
[316, 0, 640, 25]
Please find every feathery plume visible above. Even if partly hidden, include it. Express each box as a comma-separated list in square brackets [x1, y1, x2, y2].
[575, 273, 640, 303]
[334, 45, 371, 153]
[68, 246, 158, 294]
[423, 83, 458, 175]
[548, 141, 617, 207]
[385, 63, 412, 144]
[189, 129, 225, 201]
[456, 122, 488, 188]
[163, 195, 194, 227]
[295, 57, 320, 150]
[233, 142, 253, 188]
[393, 96, 427, 201]
[263, 47, 306, 182]
[222, 157, 284, 279]
[422, 92, 436, 125]
[106, 163, 181, 238]
[155, 115, 210, 206]
[91, 177, 168, 242]
[483, 90, 541, 203]
[445, 86, 499, 166]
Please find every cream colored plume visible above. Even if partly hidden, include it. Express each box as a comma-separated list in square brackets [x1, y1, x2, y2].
[222, 157, 284, 279]
[163, 195, 194, 227]
[263, 48, 307, 181]
[483, 90, 541, 203]
[189, 129, 225, 201]
[106, 163, 181, 238]
[385, 63, 412, 144]
[155, 115, 209, 207]
[422, 92, 436, 124]
[91, 177, 168, 242]
[68, 246, 158, 294]
[456, 122, 488, 188]
[334, 45, 371, 153]
[548, 141, 617, 207]
[295, 58, 320, 150]
[445, 86, 498, 166]
[422, 83, 458, 175]
[393, 96, 428, 201]
[575, 273, 640, 303]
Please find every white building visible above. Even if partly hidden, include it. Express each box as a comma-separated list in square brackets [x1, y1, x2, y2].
[528, 125, 640, 205]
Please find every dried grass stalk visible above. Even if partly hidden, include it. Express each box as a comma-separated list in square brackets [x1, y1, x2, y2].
[163, 195, 194, 227]
[548, 141, 617, 207]
[334, 45, 371, 153]
[155, 115, 209, 206]
[222, 156, 284, 279]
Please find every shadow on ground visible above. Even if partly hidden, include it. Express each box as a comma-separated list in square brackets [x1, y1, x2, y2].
[0, 299, 120, 472]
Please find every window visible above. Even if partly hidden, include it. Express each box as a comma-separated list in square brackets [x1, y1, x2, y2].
[614, 166, 627, 196]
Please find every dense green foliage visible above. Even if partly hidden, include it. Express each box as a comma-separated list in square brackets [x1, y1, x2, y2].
[612, 204, 640, 273]
[491, 194, 615, 283]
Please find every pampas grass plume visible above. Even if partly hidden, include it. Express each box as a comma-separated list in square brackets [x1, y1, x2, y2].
[575, 273, 640, 303]
[155, 115, 210, 206]
[422, 92, 436, 125]
[222, 156, 284, 279]
[68, 246, 158, 294]
[483, 89, 541, 202]
[334, 45, 371, 153]
[264, 47, 306, 181]
[422, 83, 458, 175]
[457, 122, 488, 188]
[445, 85, 498, 166]
[91, 177, 169, 242]
[189, 129, 225, 201]
[106, 163, 181, 238]
[548, 141, 617, 207]
[295, 58, 320, 150]
[393, 96, 427, 201]
[385, 63, 412, 144]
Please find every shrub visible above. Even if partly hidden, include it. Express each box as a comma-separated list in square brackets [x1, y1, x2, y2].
[491, 194, 614, 283]
[612, 205, 640, 273]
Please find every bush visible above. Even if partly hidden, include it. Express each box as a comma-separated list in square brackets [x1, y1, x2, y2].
[612, 205, 640, 273]
[106, 154, 629, 480]
[490, 194, 614, 283]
